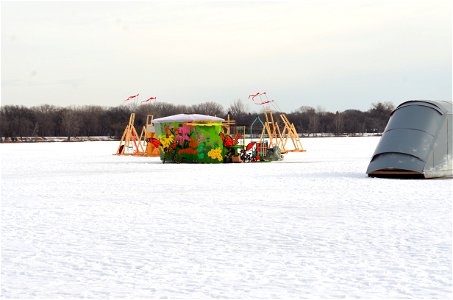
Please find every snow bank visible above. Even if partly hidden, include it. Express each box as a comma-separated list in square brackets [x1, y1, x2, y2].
[1, 137, 451, 298]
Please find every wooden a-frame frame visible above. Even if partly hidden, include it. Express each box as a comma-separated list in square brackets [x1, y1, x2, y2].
[279, 113, 305, 152]
[259, 110, 305, 154]
[116, 113, 145, 155]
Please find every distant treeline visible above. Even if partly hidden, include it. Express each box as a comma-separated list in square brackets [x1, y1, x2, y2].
[0, 100, 394, 140]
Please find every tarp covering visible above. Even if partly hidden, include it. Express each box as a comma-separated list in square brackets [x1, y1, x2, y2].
[367, 100, 452, 178]
[152, 114, 224, 124]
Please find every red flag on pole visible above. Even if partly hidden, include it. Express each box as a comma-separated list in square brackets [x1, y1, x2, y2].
[249, 91, 267, 102]
[248, 91, 273, 105]
[254, 100, 274, 105]
[248, 92, 260, 99]
[140, 97, 157, 104]
[125, 93, 139, 101]
[249, 92, 267, 101]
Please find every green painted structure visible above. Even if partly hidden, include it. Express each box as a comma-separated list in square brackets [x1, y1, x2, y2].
[152, 114, 226, 163]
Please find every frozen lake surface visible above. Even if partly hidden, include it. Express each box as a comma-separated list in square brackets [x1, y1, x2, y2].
[1, 137, 451, 298]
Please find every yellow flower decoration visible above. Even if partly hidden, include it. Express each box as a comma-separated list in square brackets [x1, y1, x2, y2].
[208, 148, 223, 161]
[158, 134, 174, 148]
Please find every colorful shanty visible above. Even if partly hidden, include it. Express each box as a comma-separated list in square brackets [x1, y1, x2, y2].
[152, 114, 227, 163]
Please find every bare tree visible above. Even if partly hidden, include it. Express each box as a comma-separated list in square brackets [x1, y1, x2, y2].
[0, 101, 397, 140]
[61, 108, 81, 141]
[34, 104, 58, 137]
[334, 111, 344, 135]
[227, 99, 247, 117]
[191, 101, 224, 116]
[308, 113, 319, 135]
[368, 101, 395, 133]
[296, 105, 315, 113]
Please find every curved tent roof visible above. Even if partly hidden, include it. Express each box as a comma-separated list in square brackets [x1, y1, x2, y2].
[152, 114, 225, 124]
[392, 100, 451, 115]
[367, 100, 452, 178]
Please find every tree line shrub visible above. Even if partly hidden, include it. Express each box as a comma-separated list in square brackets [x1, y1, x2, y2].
[0, 101, 394, 140]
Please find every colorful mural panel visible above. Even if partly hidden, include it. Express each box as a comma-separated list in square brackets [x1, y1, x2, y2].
[153, 116, 225, 163]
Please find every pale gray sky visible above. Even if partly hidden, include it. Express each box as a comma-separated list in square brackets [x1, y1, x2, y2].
[1, 0, 451, 112]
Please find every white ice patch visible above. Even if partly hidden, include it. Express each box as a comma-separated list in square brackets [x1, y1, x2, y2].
[1, 137, 451, 298]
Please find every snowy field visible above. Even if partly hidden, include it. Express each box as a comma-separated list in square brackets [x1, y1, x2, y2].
[1, 137, 451, 299]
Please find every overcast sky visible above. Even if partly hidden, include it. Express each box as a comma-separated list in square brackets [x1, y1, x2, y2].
[1, 0, 451, 112]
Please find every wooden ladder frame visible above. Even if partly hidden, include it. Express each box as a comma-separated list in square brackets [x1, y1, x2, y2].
[258, 110, 305, 154]
[279, 113, 305, 152]
[259, 110, 285, 151]
[116, 113, 145, 155]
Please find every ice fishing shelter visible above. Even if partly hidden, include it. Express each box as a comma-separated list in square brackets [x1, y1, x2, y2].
[367, 100, 452, 178]
[152, 114, 225, 163]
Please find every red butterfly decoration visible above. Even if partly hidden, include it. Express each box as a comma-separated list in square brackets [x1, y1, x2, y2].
[219, 132, 240, 147]
[149, 138, 162, 148]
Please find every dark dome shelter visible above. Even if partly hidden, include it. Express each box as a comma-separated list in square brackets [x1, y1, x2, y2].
[367, 100, 452, 178]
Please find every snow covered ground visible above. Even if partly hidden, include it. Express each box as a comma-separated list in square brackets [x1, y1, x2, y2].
[1, 137, 451, 298]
